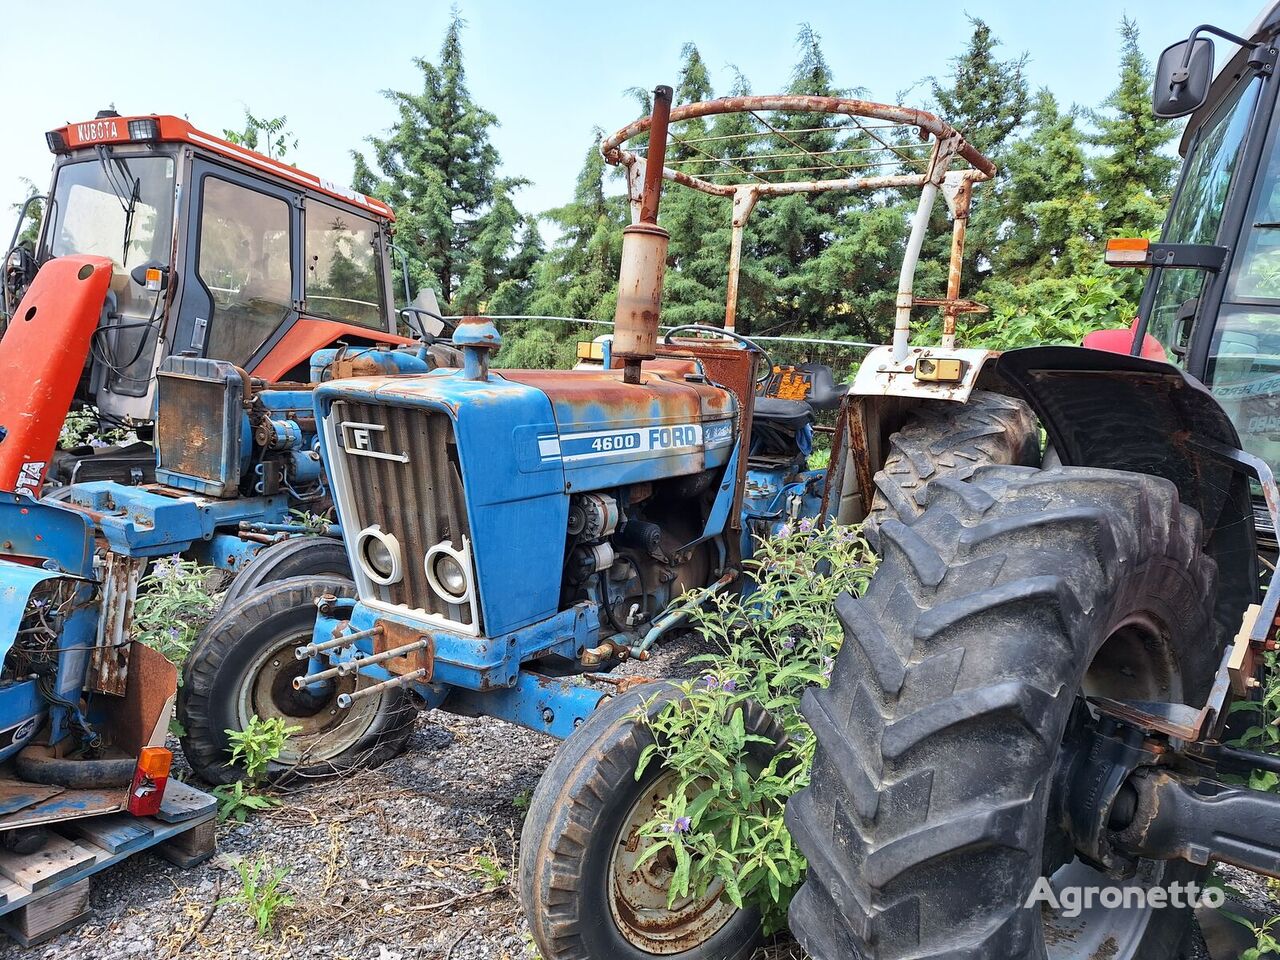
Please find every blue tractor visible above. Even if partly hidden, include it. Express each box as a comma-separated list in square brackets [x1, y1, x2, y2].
[178, 89, 1044, 959]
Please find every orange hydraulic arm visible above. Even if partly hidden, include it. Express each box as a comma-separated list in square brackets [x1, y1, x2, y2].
[0, 256, 113, 496]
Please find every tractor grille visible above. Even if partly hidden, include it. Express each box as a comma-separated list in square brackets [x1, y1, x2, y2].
[330, 400, 475, 628]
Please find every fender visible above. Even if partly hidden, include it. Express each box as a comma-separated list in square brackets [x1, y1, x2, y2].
[995, 346, 1257, 636]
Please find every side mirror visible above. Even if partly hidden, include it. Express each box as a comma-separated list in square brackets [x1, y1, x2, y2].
[129, 261, 169, 291]
[1153, 37, 1215, 118]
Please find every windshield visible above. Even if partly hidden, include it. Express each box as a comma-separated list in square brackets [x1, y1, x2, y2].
[41, 151, 177, 397]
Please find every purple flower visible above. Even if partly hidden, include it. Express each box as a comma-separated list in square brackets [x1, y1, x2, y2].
[167, 626, 180, 640]
[663, 816, 693, 834]
[797, 516, 815, 534]
[781, 637, 797, 650]
[703, 674, 720, 690]
[777, 523, 792, 538]
[721, 679, 737, 693]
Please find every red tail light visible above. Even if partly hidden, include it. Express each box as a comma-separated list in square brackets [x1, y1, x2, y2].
[126, 746, 172, 816]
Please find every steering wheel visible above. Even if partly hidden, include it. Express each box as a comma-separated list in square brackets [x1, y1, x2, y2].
[400, 306, 458, 344]
[662, 324, 775, 384]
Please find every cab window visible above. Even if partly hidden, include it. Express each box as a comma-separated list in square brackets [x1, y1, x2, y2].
[1146, 76, 1262, 357]
[304, 201, 383, 328]
[198, 176, 293, 365]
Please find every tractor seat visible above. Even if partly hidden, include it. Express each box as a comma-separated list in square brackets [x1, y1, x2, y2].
[752, 397, 814, 431]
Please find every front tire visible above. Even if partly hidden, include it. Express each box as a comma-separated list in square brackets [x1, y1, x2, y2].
[788, 466, 1225, 960]
[179, 576, 414, 785]
[221, 536, 351, 608]
[520, 685, 783, 960]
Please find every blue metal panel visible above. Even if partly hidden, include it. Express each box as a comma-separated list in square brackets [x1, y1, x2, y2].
[315, 374, 570, 635]
[329, 598, 599, 691]
[0, 495, 93, 577]
[442, 670, 609, 739]
[60, 483, 292, 558]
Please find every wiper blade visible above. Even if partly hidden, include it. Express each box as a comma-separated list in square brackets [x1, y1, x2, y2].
[93, 146, 139, 263]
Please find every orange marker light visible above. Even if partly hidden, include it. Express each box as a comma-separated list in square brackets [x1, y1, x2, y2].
[126, 746, 172, 817]
[1105, 237, 1151, 267]
[144, 268, 163, 292]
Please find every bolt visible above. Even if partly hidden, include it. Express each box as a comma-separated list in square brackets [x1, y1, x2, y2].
[541, 708, 555, 724]
[272, 659, 280, 668]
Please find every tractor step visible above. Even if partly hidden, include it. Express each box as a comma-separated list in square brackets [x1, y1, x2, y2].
[0, 779, 216, 945]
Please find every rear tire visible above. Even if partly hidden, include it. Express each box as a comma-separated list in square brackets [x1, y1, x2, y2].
[787, 466, 1223, 960]
[179, 576, 414, 785]
[520, 685, 784, 960]
[864, 390, 1038, 547]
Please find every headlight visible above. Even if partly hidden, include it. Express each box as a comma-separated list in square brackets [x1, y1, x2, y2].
[424, 541, 472, 603]
[434, 554, 467, 597]
[355, 526, 401, 585]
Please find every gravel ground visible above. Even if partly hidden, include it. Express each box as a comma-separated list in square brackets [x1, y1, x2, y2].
[0, 630, 1274, 960]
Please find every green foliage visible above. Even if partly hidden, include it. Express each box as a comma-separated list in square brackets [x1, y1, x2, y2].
[470, 855, 510, 890]
[133, 555, 218, 664]
[218, 856, 295, 935]
[1241, 914, 1280, 960]
[955, 272, 1136, 350]
[288, 509, 331, 536]
[353, 13, 527, 312]
[222, 110, 298, 162]
[212, 780, 281, 823]
[633, 522, 876, 932]
[227, 715, 301, 782]
[1229, 650, 1280, 792]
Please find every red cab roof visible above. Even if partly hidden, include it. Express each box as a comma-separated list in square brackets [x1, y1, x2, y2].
[47, 114, 394, 221]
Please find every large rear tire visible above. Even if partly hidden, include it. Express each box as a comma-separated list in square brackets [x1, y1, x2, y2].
[864, 390, 1038, 546]
[520, 685, 784, 960]
[179, 576, 414, 785]
[787, 466, 1224, 960]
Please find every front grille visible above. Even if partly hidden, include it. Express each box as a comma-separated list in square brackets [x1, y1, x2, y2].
[331, 400, 475, 628]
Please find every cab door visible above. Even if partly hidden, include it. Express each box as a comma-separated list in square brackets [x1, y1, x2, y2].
[174, 159, 302, 366]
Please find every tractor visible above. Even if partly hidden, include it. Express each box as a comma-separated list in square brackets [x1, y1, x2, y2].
[1, 109, 457, 489]
[176, 87, 1042, 956]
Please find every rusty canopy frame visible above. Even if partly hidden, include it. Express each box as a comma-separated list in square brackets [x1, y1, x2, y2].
[601, 95, 996, 362]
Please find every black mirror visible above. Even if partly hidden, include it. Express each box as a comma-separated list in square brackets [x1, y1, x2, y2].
[1153, 37, 1215, 118]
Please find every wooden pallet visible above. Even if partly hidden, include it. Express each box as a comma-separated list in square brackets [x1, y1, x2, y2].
[0, 779, 216, 946]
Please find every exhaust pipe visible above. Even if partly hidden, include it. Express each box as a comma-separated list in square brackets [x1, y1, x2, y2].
[613, 85, 673, 385]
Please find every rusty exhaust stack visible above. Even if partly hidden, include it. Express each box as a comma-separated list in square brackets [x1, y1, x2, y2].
[613, 85, 673, 385]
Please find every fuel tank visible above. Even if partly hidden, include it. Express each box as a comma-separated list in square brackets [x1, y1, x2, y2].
[498, 366, 737, 487]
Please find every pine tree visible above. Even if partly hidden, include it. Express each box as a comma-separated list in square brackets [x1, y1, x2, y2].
[1090, 17, 1178, 238]
[930, 17, 1030, 159]
[661, 44, 734, 327]
[984, 89, 1099, 281]
[352, 13, 509, 310]
[527, 133, 626, 322]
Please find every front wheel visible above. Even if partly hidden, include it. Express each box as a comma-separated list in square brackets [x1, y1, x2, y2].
[179, 576, 415, 785]
[788, 466, 1226, 960]
[520, 685, 782, 960]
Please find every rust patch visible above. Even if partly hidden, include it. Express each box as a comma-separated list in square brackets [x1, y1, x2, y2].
[374, 618, 435, 680]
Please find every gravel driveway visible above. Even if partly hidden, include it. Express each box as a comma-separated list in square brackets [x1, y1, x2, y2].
[1, 631, 1272, 960]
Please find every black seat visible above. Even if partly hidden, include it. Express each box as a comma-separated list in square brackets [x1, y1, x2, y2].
[752, 396, 814, 430]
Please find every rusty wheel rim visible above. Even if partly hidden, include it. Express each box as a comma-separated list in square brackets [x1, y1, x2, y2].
[607, 770, 738, 954]
[238, 634, 381, 766]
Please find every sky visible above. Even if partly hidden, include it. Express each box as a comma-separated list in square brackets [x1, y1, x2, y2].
[0, 0, 1265, 229]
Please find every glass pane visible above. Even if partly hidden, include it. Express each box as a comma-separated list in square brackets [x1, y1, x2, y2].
[199, 177, 293, 365]
[1208, 305, 1280, 476]
[1232, 90, 1280, 300]
[45, 154, 176, 393]
[1146, 77, 1261, 355]
[304, 202, 383, 328]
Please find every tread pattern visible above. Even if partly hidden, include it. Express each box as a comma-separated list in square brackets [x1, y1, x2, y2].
[179, 576, 415, 785]
[520, 685, 784, 960]
[864, 391, 1039, 548]
[788, 466, 1227, 960]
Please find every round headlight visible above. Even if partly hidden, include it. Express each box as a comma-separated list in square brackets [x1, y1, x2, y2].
[433, 553, 468, 598]
[363, 537, 395, 578]
[356, 526, 401, 585]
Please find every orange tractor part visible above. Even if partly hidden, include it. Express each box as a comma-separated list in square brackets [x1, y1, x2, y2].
[0, 256, 113, 496]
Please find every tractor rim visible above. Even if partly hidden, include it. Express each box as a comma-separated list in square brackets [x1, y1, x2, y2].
[607, 770, 738, 954]
[237, 629, 380, 765]
[1042, 612, 1183, 960]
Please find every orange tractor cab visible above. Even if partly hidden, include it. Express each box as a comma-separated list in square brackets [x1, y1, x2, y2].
[2, 110, 416, 454]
